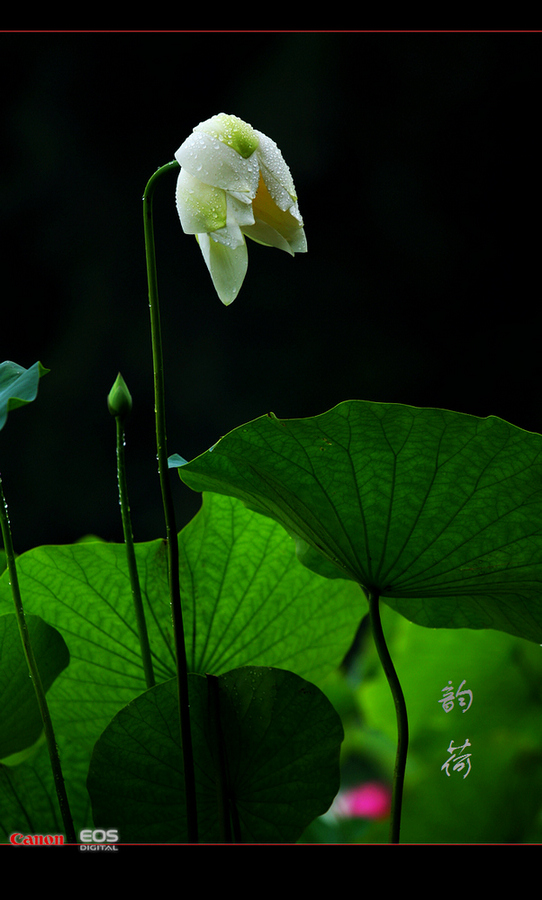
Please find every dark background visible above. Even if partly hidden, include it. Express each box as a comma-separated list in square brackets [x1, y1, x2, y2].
[1, 31, 540, 552]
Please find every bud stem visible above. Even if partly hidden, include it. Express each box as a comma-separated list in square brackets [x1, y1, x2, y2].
[114, 414, 155, 689]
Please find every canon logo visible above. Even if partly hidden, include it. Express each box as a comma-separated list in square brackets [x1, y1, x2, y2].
[10, 833, 64, 845]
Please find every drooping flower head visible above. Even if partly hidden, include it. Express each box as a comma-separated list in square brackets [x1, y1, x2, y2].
[175, 113, 307, 305]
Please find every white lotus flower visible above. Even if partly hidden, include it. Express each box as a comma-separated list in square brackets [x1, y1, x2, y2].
[175, 113, 307, 305]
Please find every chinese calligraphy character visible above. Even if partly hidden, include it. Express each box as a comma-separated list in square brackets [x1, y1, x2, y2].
[455, 680, 473, 711]
[438, 679, 473, 713]
[441, 739, 472, 778]
[439, 681, 455, 712]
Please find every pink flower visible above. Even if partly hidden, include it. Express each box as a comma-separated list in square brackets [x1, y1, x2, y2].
[333, 781, 392, 820]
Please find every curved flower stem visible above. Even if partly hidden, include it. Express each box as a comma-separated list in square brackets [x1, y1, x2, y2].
[0, 471, 76, 843]
[142, 160, 199, 843]
[367, 589, 409, 844]
[115, 415, 155, 690]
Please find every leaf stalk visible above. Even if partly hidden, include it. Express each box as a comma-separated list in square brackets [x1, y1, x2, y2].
[0, 471, 76, 843]
[367, 589, 409, 844]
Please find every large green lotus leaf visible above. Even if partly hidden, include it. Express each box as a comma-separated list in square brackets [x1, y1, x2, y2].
[0, 614, 69, 759]
[0, 360, 49, 431]
[179, 491, 361, 680]
[175, 400, 542, 644]
[0, 493, 360, 742]
[0, 492, 360, 838]
[87, 667, 343, 843]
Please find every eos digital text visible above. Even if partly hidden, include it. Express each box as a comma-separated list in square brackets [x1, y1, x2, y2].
[80, 829, 119, 850]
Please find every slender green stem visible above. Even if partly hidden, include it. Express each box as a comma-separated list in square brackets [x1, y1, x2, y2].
[0, 471, 76, 843]
[115, 415, 155, 689]
[367, 589, 409, 844]
[142, 160, 199, 842]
